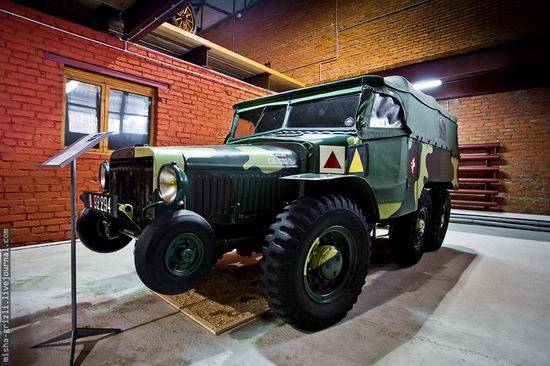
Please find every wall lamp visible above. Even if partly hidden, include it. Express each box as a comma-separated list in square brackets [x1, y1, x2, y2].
[412, 79, 442, 90]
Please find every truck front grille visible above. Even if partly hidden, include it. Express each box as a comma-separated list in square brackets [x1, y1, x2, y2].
[110, 157, 154, 214]
[188, 173, 297, 223]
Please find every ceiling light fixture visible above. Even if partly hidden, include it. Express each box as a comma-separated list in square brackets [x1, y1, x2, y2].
[412, 79, 442, 90]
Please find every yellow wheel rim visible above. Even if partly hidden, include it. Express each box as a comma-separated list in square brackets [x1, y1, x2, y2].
[175, 6, 196, 33]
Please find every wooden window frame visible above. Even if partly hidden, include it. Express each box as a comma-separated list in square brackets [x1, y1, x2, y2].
[62, 67, 156, 153]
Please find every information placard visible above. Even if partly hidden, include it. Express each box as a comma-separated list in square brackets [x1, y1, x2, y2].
[40, 132, 110, 168]
[34, 131, 120, 363]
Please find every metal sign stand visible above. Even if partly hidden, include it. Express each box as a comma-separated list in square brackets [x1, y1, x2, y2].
[32, 133, 120, 365]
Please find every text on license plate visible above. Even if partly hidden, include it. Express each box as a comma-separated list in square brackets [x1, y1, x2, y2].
[88, 194, 114, 215]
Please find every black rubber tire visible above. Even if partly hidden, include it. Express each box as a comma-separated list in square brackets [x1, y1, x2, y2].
[134, 210, 217, 295]
[425, 188, 451, 252]
[77, 208, 132, 253]
[260, 195, 370, 331]
[389, 190, 432, 267]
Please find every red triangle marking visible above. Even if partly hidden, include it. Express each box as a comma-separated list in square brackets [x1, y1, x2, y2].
[324, 151, 341, 169]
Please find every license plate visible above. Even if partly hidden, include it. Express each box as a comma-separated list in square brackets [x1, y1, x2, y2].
[84, 192, 118, 217]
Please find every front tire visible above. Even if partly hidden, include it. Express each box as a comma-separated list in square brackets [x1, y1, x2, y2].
[134, 210, 217, 295]
[389, 190, 432, 266]
[77, 208, 132, 253]
[260, 195, 370, 331]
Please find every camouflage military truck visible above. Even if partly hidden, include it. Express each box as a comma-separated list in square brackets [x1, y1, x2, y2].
[77, 75, 458, 331]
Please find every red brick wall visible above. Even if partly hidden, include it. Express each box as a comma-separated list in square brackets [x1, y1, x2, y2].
[0, 1, 270, 246]
[202, 0, 548, 85]
[442, 88, 550, 214]
[201, 0, 550, 215]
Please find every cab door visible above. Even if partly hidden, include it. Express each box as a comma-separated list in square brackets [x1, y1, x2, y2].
[357, 88, 411, 218]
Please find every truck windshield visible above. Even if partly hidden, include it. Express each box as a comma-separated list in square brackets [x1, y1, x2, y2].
[287, 93, 360, 128]
[232, 93, 360, 139]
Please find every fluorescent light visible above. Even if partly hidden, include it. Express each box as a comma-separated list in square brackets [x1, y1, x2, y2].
[412, 79, 442, 90]
[65, 80, 80, 94]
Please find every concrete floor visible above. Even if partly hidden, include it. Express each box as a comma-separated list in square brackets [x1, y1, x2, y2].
[10, 223, 550, 365]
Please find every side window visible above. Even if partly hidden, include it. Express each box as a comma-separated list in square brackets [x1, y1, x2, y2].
[64, 80, 101, 146]
[234, 118, 257, 138]
[369, 94, 403, 128]
[107, 90, 152, 150]
[233, 108, 263, 138]
[63, 68, 155, 152]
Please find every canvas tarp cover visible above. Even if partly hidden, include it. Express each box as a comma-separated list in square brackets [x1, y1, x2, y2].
[368, 76, 458, 155]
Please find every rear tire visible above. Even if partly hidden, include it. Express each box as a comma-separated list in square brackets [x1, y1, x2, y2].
[260, 195, 370, 331]
[389, 190, 432, 266]
[77, 208, 131, 253]
[425, 188, 451, 252]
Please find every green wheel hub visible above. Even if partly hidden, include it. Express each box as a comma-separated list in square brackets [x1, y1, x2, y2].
[414, 207, 429, 250]
[164, 233, 204, 276]
[303, 226, 356, 304]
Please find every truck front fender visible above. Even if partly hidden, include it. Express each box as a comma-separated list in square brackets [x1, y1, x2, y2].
[280, 173, 380, 222]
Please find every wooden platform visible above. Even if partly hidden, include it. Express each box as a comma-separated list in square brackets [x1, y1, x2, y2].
[156, 253, 269, 335]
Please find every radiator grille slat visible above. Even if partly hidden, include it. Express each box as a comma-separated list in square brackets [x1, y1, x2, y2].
[189, 173, 297, 223]
[110, 157, 153, 214]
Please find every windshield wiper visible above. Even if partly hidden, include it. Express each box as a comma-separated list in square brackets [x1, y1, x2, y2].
[275, 130, 303, 136]
[254, 107, 268, 132]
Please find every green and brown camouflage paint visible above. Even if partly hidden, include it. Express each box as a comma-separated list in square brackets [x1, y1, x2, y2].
[108, 75, 458, 226]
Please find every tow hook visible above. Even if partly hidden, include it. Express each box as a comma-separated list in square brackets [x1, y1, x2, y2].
[102, 219, 113, 238]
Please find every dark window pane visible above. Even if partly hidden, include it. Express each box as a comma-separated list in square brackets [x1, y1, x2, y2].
[64, 80, 101, 146]
[107, 89, 151, 150]
[255, 106, 286, 133]
[287, 94, 360, 128]
[233, 105, 286, 138]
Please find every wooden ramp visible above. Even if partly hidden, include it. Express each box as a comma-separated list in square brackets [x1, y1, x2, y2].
[156, 253, 269, 335]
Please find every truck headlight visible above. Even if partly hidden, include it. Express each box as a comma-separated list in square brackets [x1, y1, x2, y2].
[158, 162, 187, 205]
[99, 161, 109, 190]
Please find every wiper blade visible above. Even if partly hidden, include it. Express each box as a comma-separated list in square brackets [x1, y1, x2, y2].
[275, 130, 303, 136]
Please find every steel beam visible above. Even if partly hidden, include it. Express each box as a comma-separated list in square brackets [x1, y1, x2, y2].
[203, 2, 232, 15]
[243, 73, 271, 89]
[377, 38, 550, 100]
[180, 45, 209, 66]
[122, 0, 189, 41]
[90, 3, 121, 34]
[377, 39, 547, 81]
[430, 66, 549, 100]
